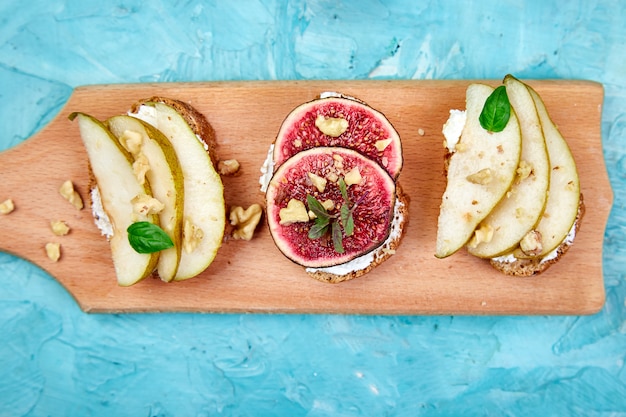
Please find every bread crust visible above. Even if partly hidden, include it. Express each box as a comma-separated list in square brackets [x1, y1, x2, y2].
[489, 195, 585, 276]
[305, 183, 409, 284]
[131, 96, 219, 167]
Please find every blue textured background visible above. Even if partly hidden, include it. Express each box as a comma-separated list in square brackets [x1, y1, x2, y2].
[1, 1, 625, 415]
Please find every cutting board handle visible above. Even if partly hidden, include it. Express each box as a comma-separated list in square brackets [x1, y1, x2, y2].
[0, 101, 106, 280]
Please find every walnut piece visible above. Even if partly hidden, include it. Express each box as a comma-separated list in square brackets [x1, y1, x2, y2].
[322, 199, 335, 211]
[344, 166, 362, 186]
[0, 199, 15, 214]
[307, 172, 327, 193]
[467, 224, 494, 248]
[279, 199, 309, 225]
[59, 180, 84, 210]
[45, 242, 61, 262]
[466, 168, 493, 185]
[454, 142, 468, 152]
[183, 218, 204, 253]
[120, 130, 143, 156]
[132, 153, 151, 185]
[131, 194, 164, 216]
[517, 160, 533, 181]
[315, 115, 349, 137]
[326, 171, 339, 183]
[374, 138, 392, 151]
[520, 230, 543, 256]
[229, 204, 262, 240]
[50, 220, 70, 236]
[218, 159, 241, 176]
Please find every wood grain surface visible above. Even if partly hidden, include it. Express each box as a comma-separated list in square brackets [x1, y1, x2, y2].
[0, 80, 610, 315]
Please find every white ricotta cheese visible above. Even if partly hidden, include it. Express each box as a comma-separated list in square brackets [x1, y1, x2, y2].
[90, 186, 114, 239]
[442, 109, 466, 152]
[129, 105, 157, 126]
[259, 143, 275, 193]
[319, 91, 364, 104]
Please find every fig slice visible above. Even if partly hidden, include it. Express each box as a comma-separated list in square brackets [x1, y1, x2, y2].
[273, 95, 403, 179]
[266, 146, 396, 268]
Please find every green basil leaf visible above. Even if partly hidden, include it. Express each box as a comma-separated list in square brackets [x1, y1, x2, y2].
[479, 85, 511, 133]
[127, 221, 174, 254]
[332, 221, 344, 253]
[306, 194, 329, 220]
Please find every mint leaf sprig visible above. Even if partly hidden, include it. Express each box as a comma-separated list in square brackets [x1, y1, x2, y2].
[306, 177, 357, 254]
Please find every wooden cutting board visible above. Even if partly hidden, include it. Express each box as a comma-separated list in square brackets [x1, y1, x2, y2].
[0, 80, 610, 315]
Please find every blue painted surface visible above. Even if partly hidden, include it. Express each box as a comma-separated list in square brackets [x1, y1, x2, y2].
[1, 1, 625, 415]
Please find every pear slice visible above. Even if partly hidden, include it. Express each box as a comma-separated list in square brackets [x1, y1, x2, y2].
[130, 102, 225, 280]
[106, 115, 185, 282]
[435, 83, 522, 258]
[70, 113, 159, 286]
[467, 75, 551, 258]
[512, 85, 580, 258]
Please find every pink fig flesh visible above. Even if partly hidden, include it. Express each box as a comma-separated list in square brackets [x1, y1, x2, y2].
[273, 96, 403, 179]
[266, 147, 396, 268]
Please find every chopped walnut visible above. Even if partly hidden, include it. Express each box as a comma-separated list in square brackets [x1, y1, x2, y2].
[0, 199, 15, 214]
[279, 199, 309, 225]
[322, 199, 335, 211]
[344, 166, 362, 186]
[468, 224, 494, 248]
[517, 160, 533, 181]
[307, 172, 327, 193]
[520, 230, 543, 256]
[326, 171, 339, 183]
[466, 168, 493, 185]
[131, 194, 164, 216]
[374, 138, 392, 151]
[133, 153, 151, 185]
[315, 115, 348, 137]
[45, 242, 61, 262]
[59, 180, 84, 210]
[229, 204, 263, 240]
[333, 154, 344, 170]
[120, 130, 143, 156]
[50, 220, 70, 236]
[218, 159, 241, 176]
[455, 142, 468, 152]
[183, 218, 204, 253]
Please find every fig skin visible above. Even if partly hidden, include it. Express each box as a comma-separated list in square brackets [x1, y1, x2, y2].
[266, 146, 396, 268]
[273, 96, 403, 179]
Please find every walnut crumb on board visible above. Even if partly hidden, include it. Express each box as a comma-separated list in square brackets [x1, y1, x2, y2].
[0, 199, 15, 214]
